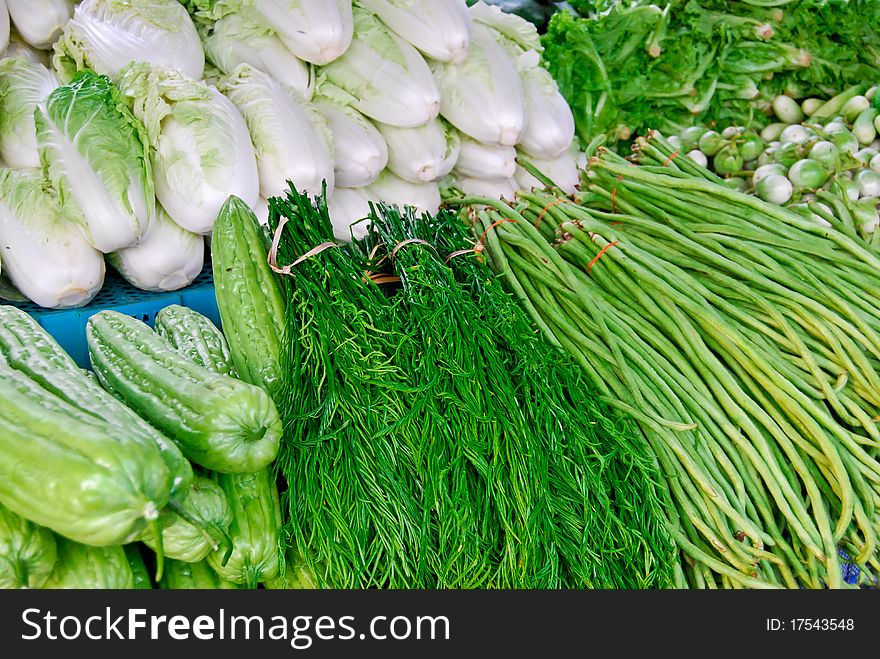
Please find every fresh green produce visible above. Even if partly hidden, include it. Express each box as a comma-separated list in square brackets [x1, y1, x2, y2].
[449, 142, 880, 588]
[361, 0, 472, 64]
[116, 61, 259, 235]
[217, 63, 335, 198]
[187, 0, 353, 66]
[0, 335, 176, 548]
[367, 170, 441, 215]
[206, 469, 282, 588]
[211, 195, 286, 401]
[161, 557, 242, 590]
[259, 185, 673, 588]
[105, 205, 205, 293]
[0, 169, 105, 309]
[43, 537, 135, 589]
[319, 5, 440, 128]
[0, 57, 59, 168]
[544, 1, 880, 150]
[87, 310, 282, 474]
[0, 502, 57, 589]
[155, 304, 239, 378]
[141, 475, 232, 563]
[0, 305, 194, 507]
[53, 0, 205, 83]
[663, 86, 880, 243]
[5, 0, 70, 50]
[262, 550, 321, 589]
[35, 70, 155, 253]
[124, 543, 153, 589]
[326, 186, 376, 242]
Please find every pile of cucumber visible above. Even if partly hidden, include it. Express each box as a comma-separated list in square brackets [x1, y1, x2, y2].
[666, 84, 880, 242]
[0, 198, 308, 590]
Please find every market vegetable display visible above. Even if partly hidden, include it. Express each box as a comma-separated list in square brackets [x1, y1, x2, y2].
[241, 185, 673, 588]
[544, 0, 880, 150]
[660, 86, 880, 241]
[0, 501, 58, 589]
[0, 0, 575, 309]
[86, 310, 282, 474]
[447, 137, 880, 588]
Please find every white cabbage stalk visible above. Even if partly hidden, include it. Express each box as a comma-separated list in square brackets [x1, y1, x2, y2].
[320, 7, 440, 128]
[314, 95, 387, 187]
[52, 0, 204, 83]
[469, 1, 541, 53]
[368, 170, 439, 215]
[470, 2, 573, 158]
[35, 70, 155, 252]
[202, 10, 314, 100]
[107, 204, 204, 292]
[1, 31, 51, 66]
[254, 196, 270, 227]
[358, 0, 472, 64]
[118, 63, 259, 235]
[519, 65, 575, 159]
[0, 168, 105, 308]
[7, 0, 71, 49]
[515, 148, 581, 195]
[244, 0, 353, 65]
[432, 22, 525, 145]
[454, 136, 516, 181]
[0, 1, 8, 54]
[377, 118, 459, 184]
[0, 58, 59, 169]
[219, 64, 335, 198]
[327, 187, 374, 242]
[455, 175, 518, 201]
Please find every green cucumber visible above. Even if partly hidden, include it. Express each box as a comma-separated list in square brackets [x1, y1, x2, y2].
[0, 502, 58, 589]
[0, 305, 193, 503]
[154, 305, 238, 377]
[0, 360, 171, 547]
[43, 538, 135, 589]
[142, 475, 232, 563]
[87, 310, 282, 474]
[211, 196, 286, 401]
[161, 558, 242, 589]
[207, 469, 282, 588]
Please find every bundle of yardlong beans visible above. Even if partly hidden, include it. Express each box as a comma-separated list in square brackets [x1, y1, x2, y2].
[448, 141, 880, 588]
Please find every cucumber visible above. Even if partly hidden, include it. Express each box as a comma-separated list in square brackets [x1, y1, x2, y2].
[87, 310, 282, 474]
[211, 196, 286, 401]
[0, 360, 171, 547]
[141, 475, 232, 563]
[161, 558, 242, 589]
[207, 469, 282, 588]
[154, 305, 238, 377]
[0, 502, 57, 589]
[43, 537, 135, 589]
[0, 305, 193, 503]
[124, 544, 153, 589]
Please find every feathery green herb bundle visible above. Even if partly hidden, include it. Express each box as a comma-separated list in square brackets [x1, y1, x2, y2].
[267, 189, 431, 589]
[428, 211, 678, 588]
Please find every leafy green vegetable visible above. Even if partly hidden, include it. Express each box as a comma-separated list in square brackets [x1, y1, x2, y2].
[543, 0, 880, 150]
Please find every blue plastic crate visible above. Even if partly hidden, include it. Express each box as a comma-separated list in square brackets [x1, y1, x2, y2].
[9, 263, 220, 369]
